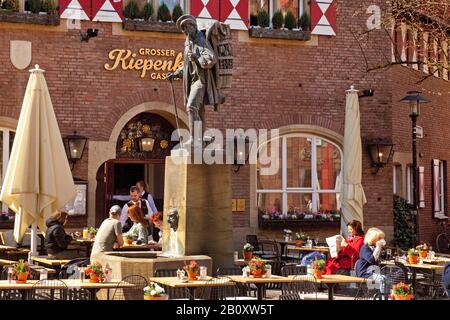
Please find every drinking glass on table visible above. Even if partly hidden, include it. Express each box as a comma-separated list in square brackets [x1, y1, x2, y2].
[82, 228, 89, 239]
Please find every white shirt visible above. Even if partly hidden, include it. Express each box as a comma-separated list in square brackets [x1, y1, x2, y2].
[120, 199, 154, 227]
[141, 191, 158, 213]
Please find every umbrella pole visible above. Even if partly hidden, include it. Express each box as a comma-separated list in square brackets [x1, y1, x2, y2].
[29, 222, 38, 264]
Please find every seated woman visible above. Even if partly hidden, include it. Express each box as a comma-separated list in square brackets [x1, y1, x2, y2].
[45, 211, 79, 259]
[355, 227, 386, 278]
[325, 220, 365, 275]
[150, 212, 163, 245]
[123, 205, 149, 244]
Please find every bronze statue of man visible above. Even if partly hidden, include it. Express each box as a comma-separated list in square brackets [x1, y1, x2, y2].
[167, 15, 224, 145]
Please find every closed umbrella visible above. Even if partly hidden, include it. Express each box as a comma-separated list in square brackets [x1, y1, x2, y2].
[0, 65, 76, 259]
[340, 86, 367, 237]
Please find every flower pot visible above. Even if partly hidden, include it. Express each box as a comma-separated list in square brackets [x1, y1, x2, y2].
[144, 295, 162, 300]
[393, 294, 414, 300]
[295, 240, 304, 247]
[243, 251, 253, 261]
[89, 275, 101, 283]
[313, 269, 323, 279]
[16, 272, 28, 284]
[418, 250, 428, 259]
[126, 239, 133, 245]
[251, 269, 265, 278]
[408, 255, 418, 264]
[187, 271, 198, 281]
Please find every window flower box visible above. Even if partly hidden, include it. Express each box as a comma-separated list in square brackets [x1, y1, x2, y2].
[0, 11, 60, 26]
[248, 26, 311, 41]
[123, 19, 179, 33]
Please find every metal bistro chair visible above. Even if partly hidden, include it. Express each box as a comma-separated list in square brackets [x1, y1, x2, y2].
[111, 275, 148, 300]
[154, 269, 190, 299]
[216, 267, 257, 298]
[279, 293, 302, 300]
[281, 263, 307, 295]
[58, 258, 92, 300]
[245, 235, 263, 256]
[0, 267, 22, 300]
[263, 260, 286, 298]
[260, 240, 280, 261]
[31, 279, 69, 300]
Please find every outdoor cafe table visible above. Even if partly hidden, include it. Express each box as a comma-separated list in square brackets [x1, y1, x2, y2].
[31, 256, 71, 273]
[275, 239, 296, 258]
[287, 274, 368, 300]
[286, 245, 330, 258]
[0, 279, 134, 300]
[148, 276, 234, 300]
[76, 238, 95, 257]
[225, 275, 299, 300]
[381, 260, 444, 294]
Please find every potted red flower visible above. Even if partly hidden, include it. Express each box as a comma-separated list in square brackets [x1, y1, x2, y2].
[85, 262, 105, 283]
[416, 242, 430, 259]
[248, 257, 267, 278]
[12, 259, 31, 284]
[391, 282, 414, 300]
[243, 243, 254, 261]
[312, 258, 326, 279]
[183, 260, 200, 281]
[407, 249, 419, 264]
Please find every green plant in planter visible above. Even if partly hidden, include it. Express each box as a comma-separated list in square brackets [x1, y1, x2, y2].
[123, 0, 140, 20]
[271, 10, 284, 29]
[243, 243, 254, 252]
[171, 4, 183, 23]
[256, 10, 269, 28]
[393, 195, 415, 250]
[284, 10, 296, 30]
[299, 11, 310, 31]
[29, 0, 41, 13]
[3, 0, 19, 11]
[41, 0, 55, 14]
[157, 3, 171, 22]
[407, 248, 419, 257]
[141, 2, 154, 21]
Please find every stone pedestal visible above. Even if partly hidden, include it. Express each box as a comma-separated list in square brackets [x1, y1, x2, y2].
[162, 155, 234, 272]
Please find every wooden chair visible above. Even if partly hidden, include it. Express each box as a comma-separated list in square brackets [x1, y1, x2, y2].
[31, 279, 69, 300]
[111, 275, 148, 300]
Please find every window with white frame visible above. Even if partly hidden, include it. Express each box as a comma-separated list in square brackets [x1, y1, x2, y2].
[0, 128, 16, 222]
[432, 159, 446, 217]
[257, 134, 342, 217]
[393, 164, 402, 196]
[249, 0, 310, 25]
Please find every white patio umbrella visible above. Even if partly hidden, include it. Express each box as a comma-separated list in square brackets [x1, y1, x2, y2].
[340, 86, 367, 238]
[0, 65, 76, 260]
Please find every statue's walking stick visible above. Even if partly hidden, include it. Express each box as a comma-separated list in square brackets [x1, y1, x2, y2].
[169, 79, 184, 149]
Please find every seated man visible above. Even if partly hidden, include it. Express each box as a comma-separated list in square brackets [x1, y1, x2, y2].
[45, 211, 80, 259]
[91, 205, 124, 261]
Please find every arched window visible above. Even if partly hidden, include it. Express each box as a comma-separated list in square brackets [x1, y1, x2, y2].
[257, 134, 342, 219]
[0, 127, 16, 223]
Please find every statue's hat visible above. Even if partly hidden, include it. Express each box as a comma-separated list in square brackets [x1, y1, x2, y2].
[176, 14, 197, 30]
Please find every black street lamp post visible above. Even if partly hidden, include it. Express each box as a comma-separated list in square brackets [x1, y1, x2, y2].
[400, 91, 429, 244]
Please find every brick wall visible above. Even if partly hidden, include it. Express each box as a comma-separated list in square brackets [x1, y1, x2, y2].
[0, 0, 400, 247]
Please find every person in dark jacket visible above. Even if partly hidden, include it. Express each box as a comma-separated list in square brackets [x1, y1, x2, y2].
[44, 211, 78, 259]
[355, 227, 386, 278]
[443, 262, 450, 297]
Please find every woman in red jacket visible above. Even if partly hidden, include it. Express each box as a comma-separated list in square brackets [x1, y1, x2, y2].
[325, 220, 365, 275]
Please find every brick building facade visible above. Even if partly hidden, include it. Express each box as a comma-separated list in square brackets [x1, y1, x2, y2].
[0, 0, 448, 249]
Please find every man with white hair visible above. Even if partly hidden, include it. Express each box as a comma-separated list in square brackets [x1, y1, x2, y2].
[90, 205, 124, 260]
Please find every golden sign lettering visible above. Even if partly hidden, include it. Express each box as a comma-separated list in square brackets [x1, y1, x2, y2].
[104, 48, 183, 80]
